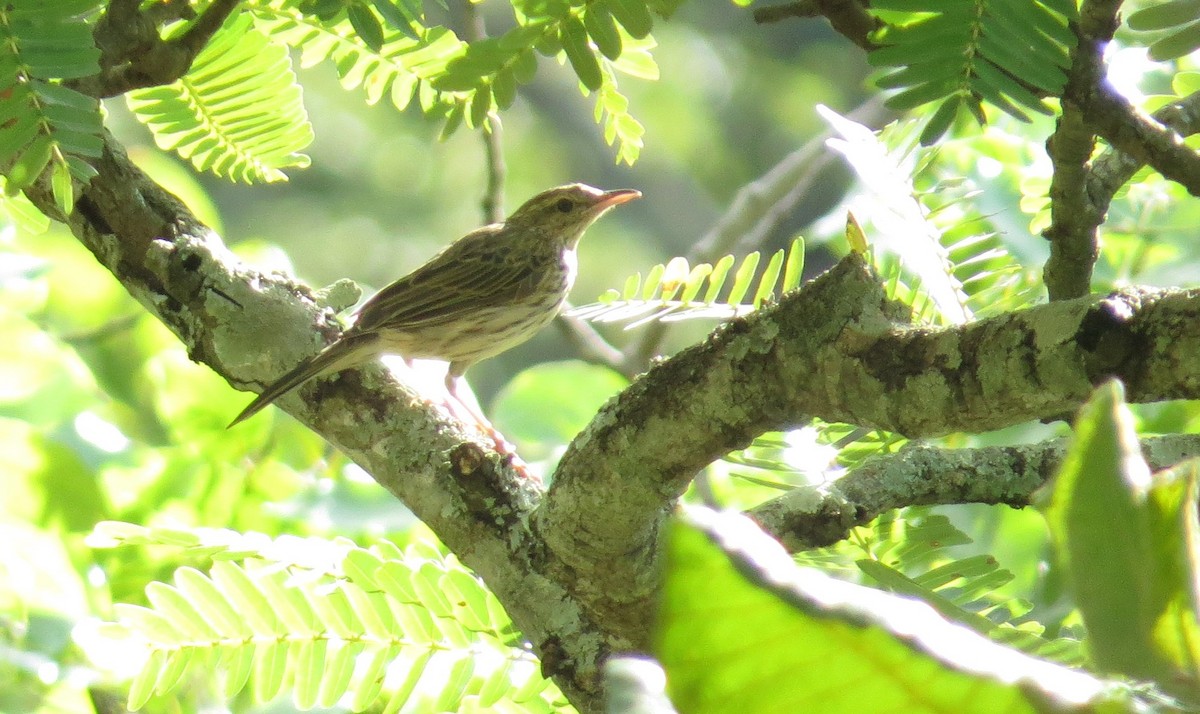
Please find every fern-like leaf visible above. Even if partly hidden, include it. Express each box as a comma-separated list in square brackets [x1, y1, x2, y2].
[568, 237, 805, 327]
[0, 0, 104, 210]
[91, 522, 567, 711]
[126, 13, 312, 183]
[856, 511, 1085, 665]
[868, 0, 1073, 143]
[254, 0, 466, 108]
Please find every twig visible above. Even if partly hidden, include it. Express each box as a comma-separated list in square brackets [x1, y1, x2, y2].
[458, 0, 506, 224]
[1089, 91, 1200, 204]
[556, 305, 626, 369]
[753, 1, 820, 24]
[1088, 86, 1200, 197]
[752, 0, 879, 50]
[812, 0, 881, 51]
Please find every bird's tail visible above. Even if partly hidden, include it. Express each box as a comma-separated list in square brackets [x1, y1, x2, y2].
[228, 332, 380, 428]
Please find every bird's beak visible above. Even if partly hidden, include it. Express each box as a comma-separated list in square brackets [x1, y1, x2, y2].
[595, 188, 641, 210]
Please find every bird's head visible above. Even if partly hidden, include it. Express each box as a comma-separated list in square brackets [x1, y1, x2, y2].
[506, 183, 640, 246]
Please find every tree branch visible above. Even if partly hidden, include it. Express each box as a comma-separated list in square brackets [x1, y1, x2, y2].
[1042, 17, 1106, 301]
[754, 0, 880, 51]
[1089, 91, 1200, 204]
[750, 434, 1200, 550]
[24, 134, 622, 710]
[1088, 87, 1200, 196]
[1043, 0, 1200, 300]
[71, 0, 242, 98]
[541, 253, 1200, 638]
[30, 128, 1200, 709]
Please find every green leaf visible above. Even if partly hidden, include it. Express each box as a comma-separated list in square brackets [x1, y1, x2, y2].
[209, 561, 278, 634]
[50, 159, 71, 214]
[781, 237, 805, 293]
[128, 14, 313, 183]
[704, 255, 735, 303]
[656, 507, 1115, 713]
[174, 567, 250, 637]
[1127, 0, 1200, 30]
[469, 84, 493, 127]
[370, 0, 421, 39]
[560, 16, 603, 91]
[604, 0, 653, 39]
[492, 360, 628, 461]
[318, 640, 364, 707]
[585, 4, 623, 60]
[752, 248, 784, 308]
[920, 96, 961, 145]
[128, 649, 165, 710]
[725, 251, 760, 306]
[493, 67, 517, 108]
[293, 637, 328, 709]
[350, 645, 396, 710]
[1044, 380, 1200, 692]
[1150, 22, 1200, 61]
[6, 134, 53, 189]
[347, 2, 386, 51]
[253, 639, 290, 702]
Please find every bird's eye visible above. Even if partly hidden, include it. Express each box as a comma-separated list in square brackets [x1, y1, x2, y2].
[555, 198, 574, 213]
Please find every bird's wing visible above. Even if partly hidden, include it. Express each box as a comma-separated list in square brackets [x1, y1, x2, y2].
[352, 226, 544, 332]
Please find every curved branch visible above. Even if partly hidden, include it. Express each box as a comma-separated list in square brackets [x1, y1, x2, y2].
[542, 253, 1200, 634]
[750, 434, 1200, 550]
[27, 128, 1200, 714]
[23, 135, 617, 710]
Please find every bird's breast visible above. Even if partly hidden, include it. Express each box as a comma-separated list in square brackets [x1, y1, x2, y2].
[561, 248, 578, 289]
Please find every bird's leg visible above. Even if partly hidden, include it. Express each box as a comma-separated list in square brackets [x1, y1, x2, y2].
[442, 373, 535, 478]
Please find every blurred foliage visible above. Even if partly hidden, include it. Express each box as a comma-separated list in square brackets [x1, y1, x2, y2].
[4, 0, 1200, 712]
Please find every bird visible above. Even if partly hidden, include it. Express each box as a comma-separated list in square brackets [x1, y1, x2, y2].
[229, 183, 640, 430]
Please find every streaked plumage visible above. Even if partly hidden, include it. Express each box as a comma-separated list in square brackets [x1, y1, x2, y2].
[230, 183, 639, 427]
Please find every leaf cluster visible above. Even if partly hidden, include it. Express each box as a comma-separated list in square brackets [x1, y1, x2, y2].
[93, 524, 566, 712]
[249, 0, 661, 165]
[127, 13, 313, 183]
[868, 0, 1074, 144]
[0, 0, 669, 204]
[0, 0, 103, 214]
[569, 237, 805, 326]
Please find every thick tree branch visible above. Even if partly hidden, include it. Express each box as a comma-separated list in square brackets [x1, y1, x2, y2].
[30, 130, 1200, 709]
[24, 135, 621, 710]
[542, 253, 1200, 637]
[751, 434, 1200, 550]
